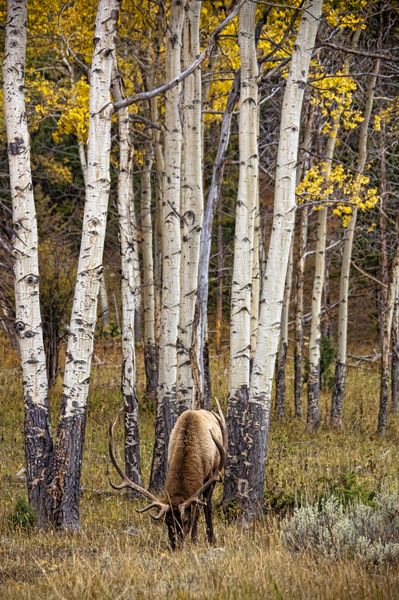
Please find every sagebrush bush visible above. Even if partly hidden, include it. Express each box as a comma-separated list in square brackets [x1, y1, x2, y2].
[281, 493, 399, 565]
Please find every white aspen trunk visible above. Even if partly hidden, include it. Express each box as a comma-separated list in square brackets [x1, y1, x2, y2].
[391, 281, 399, 415]
[149, 94, 164, 351]
[48, 0, 120, 530]
[176, 0, 203, 413]
[293, 102, 315, 418]
[234, 0, 322, 517]
[141, 139, 158, 400]
[307, 29, 361, 431]
[99, 272, 111, 327]
[216, 201, 224, 354]
[250, 181, 261, 358]
[294, 205, 308, 418]
[378, 244, 399, 435]
[307, 203, 328, 430]
[3, 0, 53, 528]
[331, 57, 380, 427]
[111, 68, 142, 488]
[275, 240, 293, 419]
[150, 0, 185, 490]
[307, 123, 342, 430]
[191, 69, 241, 410]
[78, 139, 110, 329]
[224, 0, 258, 503]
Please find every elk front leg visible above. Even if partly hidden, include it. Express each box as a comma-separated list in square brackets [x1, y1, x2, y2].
[203, 483, 216, 544]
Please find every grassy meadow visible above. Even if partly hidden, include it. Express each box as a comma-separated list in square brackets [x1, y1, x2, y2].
[1, 335, 399, 599]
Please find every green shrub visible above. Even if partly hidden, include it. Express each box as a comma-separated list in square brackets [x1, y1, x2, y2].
[8, 497, 36, 531]
[281, 493, 399, 565]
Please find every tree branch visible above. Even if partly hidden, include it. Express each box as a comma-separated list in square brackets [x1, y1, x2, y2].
[113, 0, 246, 111]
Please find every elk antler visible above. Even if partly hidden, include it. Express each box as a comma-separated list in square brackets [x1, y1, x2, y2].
[108, 409, 170, 519]
[179, 399, 227, 516]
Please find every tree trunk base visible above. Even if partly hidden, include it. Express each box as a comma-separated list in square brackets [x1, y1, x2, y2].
[46, 412, 87, 531]
[223, 386, 249, 505]
[330, 360, 346, 428]
[307, 367, 320, 432]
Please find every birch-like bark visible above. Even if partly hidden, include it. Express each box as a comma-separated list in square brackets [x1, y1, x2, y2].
[294, 204, 308, 418]
[191, 70, 240, 410]
[392, 282, 399, 415]
[99, 272, 111, 327]
[216, 200, 224, 354]
[250, 189, 261, 359]
[331, 57, 380, 427]
[150, 1, 184, 490]
[149, 92, 164, 352]
[3, 0, 53, 528]
[307, 125, 340, 430]
[79, 135, 110, 330]
[234, 0, 322, 517]
[141, 139, 158, 400]
[47, 0, 120, 530]
[111, 68, 142, 488]
[307, 30, 361, 431]
[224, 0, 258, 503]
[176, 0, 203, 414]
[293, 104, 315, 418]
[275, 240, 293, 419]
[378, 244, 399, 435]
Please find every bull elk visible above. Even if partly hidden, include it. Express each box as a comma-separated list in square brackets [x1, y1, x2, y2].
[109, 400, 227, 549]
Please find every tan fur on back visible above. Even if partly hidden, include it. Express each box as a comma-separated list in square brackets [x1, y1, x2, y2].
[165, 410, 222, 506]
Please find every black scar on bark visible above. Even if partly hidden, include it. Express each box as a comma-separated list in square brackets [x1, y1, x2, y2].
[9, 137, 24, 155]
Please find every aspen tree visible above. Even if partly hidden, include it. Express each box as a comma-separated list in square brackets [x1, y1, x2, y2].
[111, 67, 142, 487]
[47, 0, 120, 530]
[235, 0, 322, 517]
[191, 70, 240, 410]
[177, 0, 204, 414]
[331, 57, 380, 427]
[306, 139, 338, 429]
[275, 241, 293, 420]
[141, 139, 158, 400]
[378, 240, 399, 435]
[224, 0, 258, 503]
[294, 103, 315, 418]
[250, 197, 261, 358]
[150, 0, 185, 490]
[392, 284, 399, 415]
[3, 0, 53, 528]
[216, 201, 224, 354]
[307, 29, 361, 431]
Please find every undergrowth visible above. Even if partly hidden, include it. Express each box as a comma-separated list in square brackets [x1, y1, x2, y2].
[1, 335, 399, 598]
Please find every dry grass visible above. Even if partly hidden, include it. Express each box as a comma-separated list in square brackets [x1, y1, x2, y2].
[1, 335, 399, 599]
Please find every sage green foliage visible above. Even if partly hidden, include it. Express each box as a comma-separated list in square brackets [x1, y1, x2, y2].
[282, 493, 399, 565]
[317, 469, 375, 507]
[8, 497, 36, 531]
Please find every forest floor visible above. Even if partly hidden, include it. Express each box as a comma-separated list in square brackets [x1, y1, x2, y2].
[1, 336, 399, 599]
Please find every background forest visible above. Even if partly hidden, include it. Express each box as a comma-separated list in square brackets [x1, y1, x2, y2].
[2, 0, 399, 597]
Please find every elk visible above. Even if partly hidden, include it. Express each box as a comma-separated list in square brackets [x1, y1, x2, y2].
[109, 400, 227, 549]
